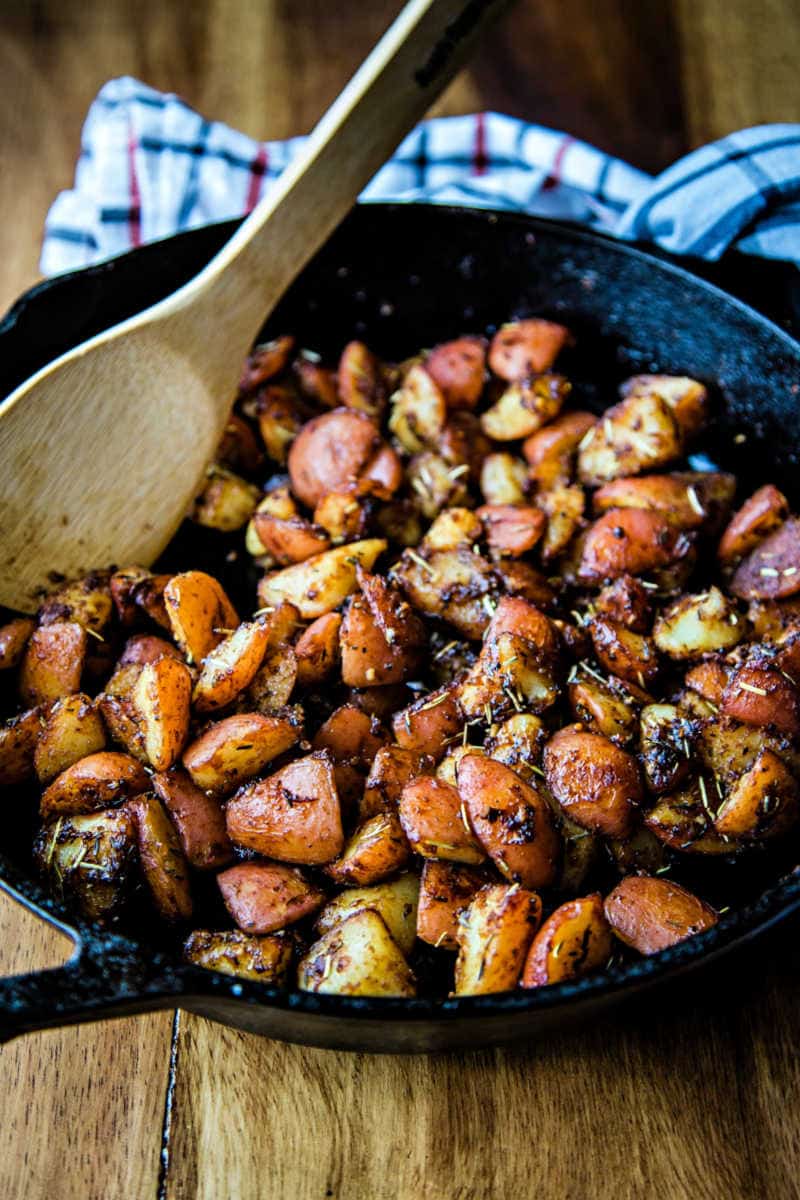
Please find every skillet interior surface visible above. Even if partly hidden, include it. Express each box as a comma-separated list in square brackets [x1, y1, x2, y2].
[1, 203, 800, 1051]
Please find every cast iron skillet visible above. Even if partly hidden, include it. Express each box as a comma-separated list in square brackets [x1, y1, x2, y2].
[1, 203, 800, 1053]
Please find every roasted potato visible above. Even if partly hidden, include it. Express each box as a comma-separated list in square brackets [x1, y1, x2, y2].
[578, 392, 684, 485]
[362, 745, 432, 820]
[257, 538, 387, 619]
[34, 693, 106, 784]
[425, 336, 486, 410]
[19, 621, 87, 706]
[226, 751, 343, 864]
[544, 727, 641, 838]
[416, 860, 489, 950]
[521, 894, 612, 988]
[604, 874, 718, 955]
[337, 340, 386, 416]
[718, 484, 789, 564]
[193, 467, 261, 532]
[488, 319, 569, 380]
[480, 374, 568, 441]
[217, 861, 325, 933]
[730, 517, 800, 600]
[653, 587, 743, 659]
[192, 620, 269, 711]
[153, 768, 232, 869]
[163, 571, 239, 665]
[182, 710, 303, 796]
[480, 452, 529, 506]
[0, 708, 45, 786]
[399, 776, 485, 864]
[185, 928, 293, 984]
[128, 793, 193, 921]
[298, 909, 416, 997]
[590, 617, 659, 688]
[40, 752, 149, 817]
[0, 618, 35, 670]
[388, 363, 446, 454]
[314, 872, 420, 956]
[453, 883, 542, 996]
[579, 509, 693, 583]
[294, 612, 342, 687]
[392, 684, 463, 761]
[325, 811, 410, 886]
[34, 807, 136, 921]
[131, 657, 192, 771]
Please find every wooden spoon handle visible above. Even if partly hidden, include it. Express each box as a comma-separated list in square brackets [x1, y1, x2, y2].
[181, 0, 514, 350]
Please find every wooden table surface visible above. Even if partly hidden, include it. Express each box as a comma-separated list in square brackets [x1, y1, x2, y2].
[1, 2, 800, 1197]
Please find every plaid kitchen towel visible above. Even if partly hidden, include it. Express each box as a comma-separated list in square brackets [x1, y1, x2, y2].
[41, 76, 800, 276]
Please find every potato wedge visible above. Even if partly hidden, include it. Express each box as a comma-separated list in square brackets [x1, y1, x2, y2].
[40, 752, 149, 817]
[604, 874, 718, 955]
[423, 507, 482, 552]
[594, 575, 652, 633]
[312, 704, 385, 769]
[257, 538, 387, 620]
[715, 748, 799, 840]
[185, 928, 293, 984]
[536, 484, 585, 562]
[399, 776, 485, 864]
[34, 807, 136, 921]
[484, 713, 546, 781]
[718, 484, 790, 564]
[313, 491, 367, 544]
[244, 645, 297, 714]
[568, 672, 639, 746]
[130, 657, 192, 771]
[19, 621, 87, 706]
[593, 471, 735, 532]
[458, 754, 560, 889]
[480, 374, 568, 441]
[314, 872, 420, 956]
[544, 727, 640, 838]
[730, 517, 800, 600]
[488, 319, 569, 380]
[578, 392, 683, 485]
[340, 594, 421, 687]
[639, 703, 695, 795]
[163, 571, 239, 665]
[388, 363, 446, 454]
[153, 768, 232, 869]
[453, 884, 542, 996]
[217, 861, 325, 933]
[361, 745, 431, 820]
[252, 511, 331, 565]
[416, 860, 489, 950]
[480, 451, 528, 506]
[337, 340, 386, 416]
[34, 693, 106, 784]
[392, 684, 463, 761]
[182, 710, 302, 796]
[325, 811, 410, 886]
[192, 620, 269, 712]
[590, 617, 659, 688]
[0, 617, 35, 670]
[298, 909, 416, 997]
[392, 544, 496, 640]
[128, 793, 193, 921]
[226, 751, 343, 864]
[0, 708, 43, 786]
[653, 587, 743, 660]
[294, 612, 342, 687]
[119, 635, 183, 667]
[110, 568, 171, 629]
[521, 894, 612, 987]
[620, 374, 708, 438]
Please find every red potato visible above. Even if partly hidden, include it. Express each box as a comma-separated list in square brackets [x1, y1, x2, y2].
[325, 810, 410, 886]
[715, 748, 799, 840]
[579, 508, 692, 582]
[604, 874, 718, 955]
[594, 575, 652, 633]
[521, 894, 612, 988]
[620, 374, 709, 439]
[129, 793, 193, 922]
[185, 928, 293, 984]
[153, 768, 232, 869]
[130, 657, 192, 772]
[253, 385, 303, 464]
[312, 704, 386, 768]
[257, 538, 387, 620]
[110, 568, 172, 629]
[399, 776, 485, 864]
[119, 635, 183, 667]
[0, 708, 42, 786]
[720, 663, 800, 737]
[314, 872, 420, 956]
[488, 319, 570, 380]
[192, 620, 269, 712]
[593, 472, 736, 532]
[493, 560, 558, 610]
[217, 861, 325, 933]
[34, 807, 136, 922]
[339, 595, 421, 687]
[313, 490, 368, 544]
[486, 595, 560, 667]
[578, 393, 683, 486]
[226, 751, 343, 864]
[536, 484, 585, 562]
[544, 727, 641, 838]
[356, 443, 404, 500]
[684, 659, 731, 704]
[392, 684, 463, 761]
[34, 693, 106, 784]
[245, 645, 298, 714]
[522, 410, 597, 490]
[294, 613, 342, 686]
[216, 413, 264, 474]
[297, 908, 416, 997]
[391, 544, 496, 640]
[480, 374, 569, 441]
[252, 512, 331, 565]
[163, 571, 239, 665]
[425, 336, 486, 410]
[294, 357, 339, 408]
[288, 408, 380, 508]
[718, 484, 790, 564]
[182, 711, 302, 796]
[19, 621, 87, 706]
[590, 617, 659, 688]
[730, 517, 800, 600]
[480, 451, 528, 506]
[38, 572, 113, 633]
[0, 617, 35, 670]
[457, 754, 560, 889]
[416, 860, 489, 950]
[477, 504, 546, 557]
[337, 340, 386, 416]
[40, 752, 149, 817]
[239, 335, 295, 391]
[453, 883, 542, 996]
[193, 468, 260, 533]
[388, 363, 447, 454]
[568, 674, 638, 747]
[361, 745, 431, 820]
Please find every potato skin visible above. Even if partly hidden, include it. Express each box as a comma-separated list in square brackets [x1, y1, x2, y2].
[604, 874, 718, 955]
[579, 509, 691, 582]
[488, 319, 569, 380]
[314, 872, 420, 956]
[217, 861, 325, 933]
[34, 807, 136, 922]
[653, 587, 743, 660]
[392, 685, 462, 761]
[182, 711, 302, 796]
[478, 504, 546, 557]
[226, 751, 343, 864]
[19, 621, 87, 706]
[521, 894, 612, 988]
[337, 340, 386, 415]
[0, 618, 35, 670]
[457, 754, 560, 889]
[416, 860, 489, 950]
[128, 793, 193, 922]
[132, 657, 193, 771]
[730, 517, 800, 600]
[257, 538, 387, 619]
[425, 336, 486, 410]
[325, 811, 410, 886]
[40, 752, 150, 817]
[298, 909, 416, 997]
[721, 664, 800, 737]
[590, 617, 659, 688]
[544, 727, 641, 838]
[361, 745, 430, 820]
[523, 411, 596, 489]
[399, 776, 485, 864]
[718, 484, 789, 564]
[453, 884, 542, 996]
[163, 571, 239, 665]
[715, 748, 799, 840]
[0, 708, 43, 787]
[192, 620, 269, 712]
[288, 408, 379, 507]
[185, 928, 293, 984]
[294, 613, 342, 686]
[153, 768, 233, 869]
[119, 635, 183, 667]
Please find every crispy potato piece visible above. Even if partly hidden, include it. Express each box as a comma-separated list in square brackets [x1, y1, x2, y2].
[480, 374, 568, 441]
[485, 713, 546, 781]
[315, 872, 420, 956]
[294, 356, 339, 408]
[721, 663, 800, 736]
[313, 491, 367, 544]
[521, 893, 612, 987]
[416, 860, 489, 950]
[361, 745, 430, 820]
[216, 413, 264, 474]
[298, 909, 416, 997]
[392, 684, 463, 761]
[153, 768, 232, 869]
[653, 587, 743, 660]
[399, 776, 485, 864]
[110, 567, 171, 629]
[340, 596, 421, 687]
[593, 471, 736, 532]
[193, 468, 261, 532]
[730, 517, 800, 600]
[604, 874, 718, 955]
[185, 928, 293, 984]
[594, 575, 652, 633]
[393, 544, 496, 640]
[458, 754, 560, 889]
[453, 883, 542, 996]
[0, 708, 43, 786]
[39, 572, 113, 634]
[579, 508, 692, 582]
[439, 409, 492, 479]
[130, 657, 192, 771]
[34, 693, 106, 784]
[253, 384, 304, 465]
[544, 727, 640, 838]
[406, 451, 470, 519]
[253, 511, 331, 565]
[578, 393, 683, 486]
[357, 443, 404, 501]
[19, 621, 87, 706]
[337, 340, 386, 416]
[294, 612, 342, 686]
[40, 752, 149, 817]
[486, 595, 560, 664]
[388, 363, 446, 454]
[289, 408, 381, 508]
[684, 658, 731, 704]
[192, 620, 269, 712]
[163, 571, 239, 666]
[568, 672, 639, 746]
[715, 748, 799, 840]
[590, 617, 659, 688]
[718, 484, 790, 565]
[183, 710, 302, 797]
[34, 808, 136, 922]
[643, 784, 732, 855]
[257, 538, 387, 620]
[480, 452, 528, 506]
[425, 337, 486, 410]
[244, 645, 297, 714]
[488, 319, 569, 380]
[478, 504, 545, 557]
[260, 600, 303, 650]
[536, 484, 584, 562]
[697, 716, 799, 787]
[523, 411, 597, 490]
[217, 861, 325, 933]
[325, 810, 409, 885]
[226, 751, 343, 864]
[607, 825, 667, 876]
[459, 629, 559, 721]
[640, 703, 695, 794]
[620, 374, 708, 438]
[119, 635, 183, 667]
[424, 507, 482, 552]
[239, 336, 295, 391]
[493, 560, 558, 611]
[436, 744, 483, 788]
[0, 617, 35, 669]
[313, 704, 386, 768]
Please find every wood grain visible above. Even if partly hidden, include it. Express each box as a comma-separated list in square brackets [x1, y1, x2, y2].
[0, 2, 799, 1198]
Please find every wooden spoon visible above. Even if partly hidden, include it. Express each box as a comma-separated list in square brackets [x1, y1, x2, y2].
[0, 0, 512, 613]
